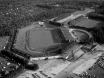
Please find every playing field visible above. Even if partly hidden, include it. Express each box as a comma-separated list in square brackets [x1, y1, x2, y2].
[26, 28, 62, 52]
[72, 30, 90, 42]
[75, 18, 101, 28]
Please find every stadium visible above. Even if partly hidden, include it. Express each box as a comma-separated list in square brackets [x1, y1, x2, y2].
[10, 21, 73, 58]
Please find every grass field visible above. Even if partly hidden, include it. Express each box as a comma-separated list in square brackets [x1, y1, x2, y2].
[26, 28, 61, 52]
[72, 30, 90, 42]
[75, 18, 101, 28]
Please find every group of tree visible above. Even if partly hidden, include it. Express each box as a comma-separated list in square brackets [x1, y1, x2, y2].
[0, 0, 102, 37]
[95, 2, 104, 15]
[1, 50, 39, 70]
[84, 2, 104, 44]
[87, 1, 104, 20]
[36, 4, 58, 9]
[0, 5, 76, 37]
[87, 12, 104, 20]
[57, 0, 100, 10]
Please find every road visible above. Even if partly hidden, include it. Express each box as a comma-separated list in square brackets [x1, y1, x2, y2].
[54, 50, 103, 78]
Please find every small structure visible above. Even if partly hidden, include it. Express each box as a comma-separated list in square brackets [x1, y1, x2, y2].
[38, 21, 44, 27]
[61, 42, 84, 61]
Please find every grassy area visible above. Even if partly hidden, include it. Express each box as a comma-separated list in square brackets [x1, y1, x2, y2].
[27, 28, 61, 51]
[75, 18, 101, 28]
